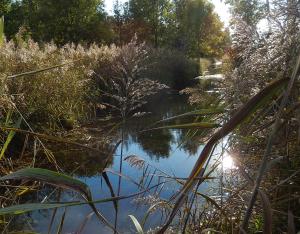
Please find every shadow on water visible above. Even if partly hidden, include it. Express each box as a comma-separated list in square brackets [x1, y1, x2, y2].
[123, 93, 201, 159]
[11, 92, 209, 234]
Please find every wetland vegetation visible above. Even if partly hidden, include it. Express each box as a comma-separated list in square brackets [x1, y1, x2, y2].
[0, 0, 300, 233]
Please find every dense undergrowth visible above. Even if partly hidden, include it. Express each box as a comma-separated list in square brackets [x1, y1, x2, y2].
[0, 33, 202, 233]
[1, 1, 300, 233]
[0, 34, 198, 131]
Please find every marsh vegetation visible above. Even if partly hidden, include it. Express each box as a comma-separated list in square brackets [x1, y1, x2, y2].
[0, 0, 300, 233]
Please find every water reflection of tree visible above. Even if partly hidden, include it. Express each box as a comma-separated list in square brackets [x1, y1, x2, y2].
[135, 130, 174, 160]
[119, 94, 206, 159]
[54, 149, 113, 177]
[34, 142, 114, 177]
[176, 128, 208, 156]
[179, 135, 200, 156]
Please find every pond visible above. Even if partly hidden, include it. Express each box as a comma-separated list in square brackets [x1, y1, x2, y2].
[13, 93, 228, 234]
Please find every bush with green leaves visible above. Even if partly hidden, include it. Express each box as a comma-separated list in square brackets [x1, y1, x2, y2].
[147, 48, 200, 90]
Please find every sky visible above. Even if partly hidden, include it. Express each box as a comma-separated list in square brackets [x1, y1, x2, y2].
[104, 0, 230, 27]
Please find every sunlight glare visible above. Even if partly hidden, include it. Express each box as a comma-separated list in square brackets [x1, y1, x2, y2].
[222, 154, 236, 171]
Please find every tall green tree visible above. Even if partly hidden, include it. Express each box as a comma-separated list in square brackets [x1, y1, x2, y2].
[226, 0, 266, 27]
[111, 0, 127, 44]
[174, 0, 229, 57]
[112, 0, 229, 57]
[5, 0, 113, 45]
[0, 0, 11, 16]
[127, 0, 175, 47]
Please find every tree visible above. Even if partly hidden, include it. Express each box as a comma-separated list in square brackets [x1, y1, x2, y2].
[0, 0, 11, 16]
[0, 0, 11, 42]
[174, 0, 229, 57]
[113, 0, 123, 44]
[126, 0, 175, 47]
[113, 0, 228, 57]
[226, 0, 266, 27]
[5, 0, 113, 45]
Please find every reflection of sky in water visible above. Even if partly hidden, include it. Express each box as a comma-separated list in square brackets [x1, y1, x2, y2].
[29, 128, 205, 234]
[25, 139, 233, 233]
[18, 95, 231, 233]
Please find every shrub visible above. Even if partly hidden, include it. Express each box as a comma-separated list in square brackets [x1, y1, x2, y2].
[93, 38, 168, 118]
[147, 48, 200, 90]
[0, 36, 187, 128]
[0, 37, 108, 129]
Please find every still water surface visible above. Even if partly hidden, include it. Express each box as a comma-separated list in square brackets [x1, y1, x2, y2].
[16, 94, 223, 233]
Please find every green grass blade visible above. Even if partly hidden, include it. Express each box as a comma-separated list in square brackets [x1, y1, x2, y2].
[102, 172, 118, 212]
[153, 108, 224, 125]
[5, 109, 12, 125]
[144, 122, 219, 132]
[0, 177, 165, 233]
[0, 117, 22, 160]
[7, 60, 82, 79]
[0, 183, 165, 216]
[0, 202, 81, 215]
[128, 215, 144, 234]
[0, 168, 117, 233]
[0, 168, 92, 200]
